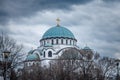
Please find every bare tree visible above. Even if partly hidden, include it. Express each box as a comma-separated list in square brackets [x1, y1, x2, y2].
[18, 47, 117, 80]
[20, 63, 44, 80]
[0, 32, 24, 79]
[75, 49, 101, 80]
[97, 57, 116, 80]
[48, 48, 101, 80]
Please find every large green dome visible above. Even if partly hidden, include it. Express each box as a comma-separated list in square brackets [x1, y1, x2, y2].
[42, 25, 75, 39]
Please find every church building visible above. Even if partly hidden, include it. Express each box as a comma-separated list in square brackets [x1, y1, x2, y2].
[24, 18, 91, 67]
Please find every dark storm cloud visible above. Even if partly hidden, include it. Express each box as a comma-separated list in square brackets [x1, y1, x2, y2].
[92, 23, 120, 43]
[0, 0, 120, 58]
[0, 0, 93, 25]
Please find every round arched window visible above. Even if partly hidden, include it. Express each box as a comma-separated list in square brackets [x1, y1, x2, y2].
[56, 39, 58, 44]
[48, 51, 52, 57]
[43, 52, 45, 57]
[52, 39, 54, 45]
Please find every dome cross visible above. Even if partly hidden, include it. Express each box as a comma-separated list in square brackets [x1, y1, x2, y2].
[56, 18, 60, 26]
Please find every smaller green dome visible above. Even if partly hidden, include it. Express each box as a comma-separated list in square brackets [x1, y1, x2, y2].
[26, 54, 40, 61]
[42, 25, 75, 39]
[83, 46, 91, 50]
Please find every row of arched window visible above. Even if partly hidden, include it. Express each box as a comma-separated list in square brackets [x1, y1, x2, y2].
[40, 39, 76, 46]
[43, 51, 52, 58]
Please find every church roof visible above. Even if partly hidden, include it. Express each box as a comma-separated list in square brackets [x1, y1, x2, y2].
[83, 46, 91, 50]
[42, 25, 75, 39]
[26, 54, 40, 61]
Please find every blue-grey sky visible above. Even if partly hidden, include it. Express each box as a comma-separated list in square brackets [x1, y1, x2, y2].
[0, 0, 120, 59]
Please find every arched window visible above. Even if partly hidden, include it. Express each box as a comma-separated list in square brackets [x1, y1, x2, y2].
[66, 39, 68, 45]
[56, 39, 58, 44]
[43, 52, 45, 57]
[52, 39, 54, 45]
[33, 63, 35, 66]
[48, 51, 52, 57]
[61, 39, 63, 44]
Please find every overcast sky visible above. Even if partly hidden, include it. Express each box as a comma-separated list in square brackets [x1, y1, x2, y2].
[0, 0, 120, 59]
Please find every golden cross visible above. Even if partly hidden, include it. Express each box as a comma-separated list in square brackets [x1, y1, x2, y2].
[56, 18, 60, 26]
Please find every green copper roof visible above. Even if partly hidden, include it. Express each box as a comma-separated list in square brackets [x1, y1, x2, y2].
[42, 25, 75, 39]
[83, 46, 91, 50]
[26, 54, 40, 61]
